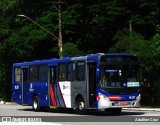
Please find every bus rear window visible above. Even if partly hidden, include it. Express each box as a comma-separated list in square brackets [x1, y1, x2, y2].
[14, 67, 21, 82]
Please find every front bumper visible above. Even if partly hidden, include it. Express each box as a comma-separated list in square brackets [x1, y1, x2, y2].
[98, 94, 141, 109]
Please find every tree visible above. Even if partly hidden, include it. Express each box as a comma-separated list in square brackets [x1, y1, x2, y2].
[150, 25, 160, 105]
[110, 28, 153, 65]
[151, 25, 160, 66]
[62, 42, 82, 57]
[110, 28, 160, 106]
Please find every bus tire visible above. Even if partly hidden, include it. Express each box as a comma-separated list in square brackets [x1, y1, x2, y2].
[32, 96, 40, 111]
[111, 108, 122, 115]
[76, 98, 86, 115]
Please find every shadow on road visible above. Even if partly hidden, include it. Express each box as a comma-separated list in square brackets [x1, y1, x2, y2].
[18, 107, 145, 116]
[87, 110, 144, 116]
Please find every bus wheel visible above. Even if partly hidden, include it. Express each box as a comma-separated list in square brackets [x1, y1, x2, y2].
[32, 96, 40, 111]
[76, 98, 86, 115]
[111, 108, 122, 115]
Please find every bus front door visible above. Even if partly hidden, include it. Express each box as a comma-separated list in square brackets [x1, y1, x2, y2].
[88, 63, 97, 107]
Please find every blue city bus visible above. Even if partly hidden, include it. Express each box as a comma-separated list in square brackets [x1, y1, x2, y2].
[12, 53, 140, 114]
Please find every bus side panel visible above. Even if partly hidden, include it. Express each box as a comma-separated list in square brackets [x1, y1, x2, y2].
[39, 82, 49, 106]
[71, 81, 87, 109]
[22, 82, 30, 105]
[12, 82, 22, 105]
[49, 83, 67, 108]
[58, 81, 71, 108]
[27, 82, 49, 106]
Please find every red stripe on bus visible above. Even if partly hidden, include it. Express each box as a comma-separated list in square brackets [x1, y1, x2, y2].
[49, 84, 57, 106]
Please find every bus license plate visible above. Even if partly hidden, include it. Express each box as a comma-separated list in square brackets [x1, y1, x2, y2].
[119, 102, 128, 106]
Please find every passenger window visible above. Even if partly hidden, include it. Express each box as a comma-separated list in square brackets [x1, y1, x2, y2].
[29, 66, 38, 82]
[59, 63, 67, 81]
[39, 65, 48, 82]
[77, 62, 85, 81]
[68, 62, 76, 81]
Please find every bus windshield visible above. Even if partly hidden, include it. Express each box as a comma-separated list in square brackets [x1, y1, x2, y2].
[99, 65, 140, 88]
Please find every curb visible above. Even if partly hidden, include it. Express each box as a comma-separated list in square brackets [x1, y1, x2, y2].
[123, 108, 160, 112]
[0, 101, 17, 105]
[5, 102, 17, 105]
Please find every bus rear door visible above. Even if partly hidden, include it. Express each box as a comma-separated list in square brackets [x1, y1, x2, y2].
[22, 67, 29, 105]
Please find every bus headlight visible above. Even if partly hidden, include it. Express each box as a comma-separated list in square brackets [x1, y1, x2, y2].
[136, 94, 141, 101]
[97, 93, 109, 101]
[97, 93, 111, 108]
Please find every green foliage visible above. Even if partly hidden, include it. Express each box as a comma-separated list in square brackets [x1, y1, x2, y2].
[62, 42, 82, 57]
[0, 0, 22, 12]
[150, 26, 160, 105]
[111, 28, 160, 105]
[89, 0, 124, 24]
[111, 28, 155, 73]
[151, 34, 160, 66]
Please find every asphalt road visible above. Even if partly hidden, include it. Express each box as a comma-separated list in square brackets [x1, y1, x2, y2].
[0, 104, 160, 125]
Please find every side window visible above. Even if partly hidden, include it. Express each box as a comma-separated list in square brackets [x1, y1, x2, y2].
[39, 65, 48, 82]
[29, 66, 38, 82]
[77, 62, 85, 81]
[68, 62, 76, 81]
[14, 67, 21, 82]
[59, 63, 67, 81]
